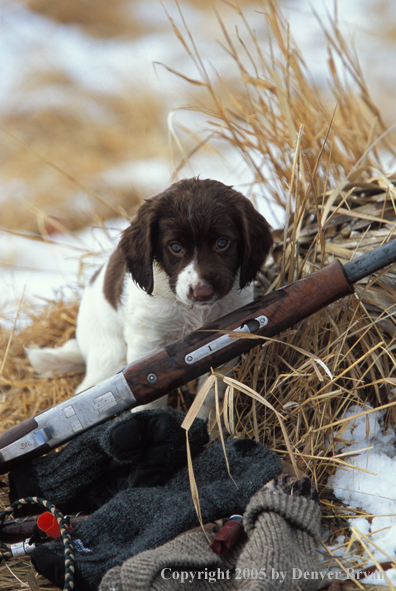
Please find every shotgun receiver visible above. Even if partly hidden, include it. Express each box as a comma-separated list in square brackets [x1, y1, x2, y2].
[1, 239, 396, 473]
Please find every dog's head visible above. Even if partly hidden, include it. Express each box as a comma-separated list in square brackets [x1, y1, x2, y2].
[118, 178, 273, 306]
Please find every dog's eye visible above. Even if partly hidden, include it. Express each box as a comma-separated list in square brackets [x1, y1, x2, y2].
[216, 238, 230, 251]
[169, 242, 183, 255]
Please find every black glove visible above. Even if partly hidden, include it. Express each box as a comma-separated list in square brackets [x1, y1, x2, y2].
[9, 408, 209, 514]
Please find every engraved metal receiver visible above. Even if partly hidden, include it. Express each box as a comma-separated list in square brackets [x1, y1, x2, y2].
[0, 258, 356, 473]
[0, 372, 135, 471]
[0, 316, 267, 471]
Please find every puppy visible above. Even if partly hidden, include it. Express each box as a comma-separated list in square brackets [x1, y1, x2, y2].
[27, 177, 273, 418]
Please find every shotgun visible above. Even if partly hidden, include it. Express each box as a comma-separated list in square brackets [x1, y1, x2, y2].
[1, 239, 396, 474]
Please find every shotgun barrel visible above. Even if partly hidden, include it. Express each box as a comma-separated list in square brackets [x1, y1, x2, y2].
[344, 239, 396, 283]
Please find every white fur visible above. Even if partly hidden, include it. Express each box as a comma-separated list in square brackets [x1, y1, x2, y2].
[175, 259, 211, 305]
[26, 339, 85, 378]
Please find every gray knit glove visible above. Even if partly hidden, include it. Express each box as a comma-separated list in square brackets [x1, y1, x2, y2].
[100, 525, 238, 591]
[237, 480, 322, 590]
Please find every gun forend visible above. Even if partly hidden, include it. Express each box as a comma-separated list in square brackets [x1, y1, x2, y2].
[125, 260, 354, 404]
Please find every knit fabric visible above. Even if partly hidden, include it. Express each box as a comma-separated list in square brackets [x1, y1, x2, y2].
[238, 491, 322, 590]
[30, 438, 282, 591]
[99, 482, 322, 591]
[101, 527, 240, 591]
[9, 408, 209, 514]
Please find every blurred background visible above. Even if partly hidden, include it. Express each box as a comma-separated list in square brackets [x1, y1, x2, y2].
[1, 0, 396, 323]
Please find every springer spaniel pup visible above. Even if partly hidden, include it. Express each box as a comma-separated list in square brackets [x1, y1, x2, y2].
[27, 177, 273, 418]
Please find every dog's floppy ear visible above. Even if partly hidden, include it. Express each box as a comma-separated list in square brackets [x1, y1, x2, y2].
[237, 199, 273, 289]
[118, 198, 158, 295]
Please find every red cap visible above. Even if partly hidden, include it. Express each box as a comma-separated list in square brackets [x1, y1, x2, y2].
[37, 512, 62, 539]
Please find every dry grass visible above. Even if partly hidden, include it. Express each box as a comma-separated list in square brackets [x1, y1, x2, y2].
[1, 0, 396, 588]
[1, 0, 257, 237]
[20, 0, 149, 38]
[0, 0, 168, 235]
[20, 0, 256, 38]
[0, 85, 166, 234]
[0, 555, 59, 591]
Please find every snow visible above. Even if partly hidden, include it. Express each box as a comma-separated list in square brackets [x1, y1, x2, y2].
[281, 0, 396, 93]
[1, 0, 396, 577]
[325, 405, 396, 583]
[0, 219, 128, 325]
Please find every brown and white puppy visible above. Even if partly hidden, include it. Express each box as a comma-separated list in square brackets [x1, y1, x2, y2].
[27, 177, 272, 418]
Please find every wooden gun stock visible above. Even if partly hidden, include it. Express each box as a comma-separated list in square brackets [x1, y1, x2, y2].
[126, 260, 353, 404]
